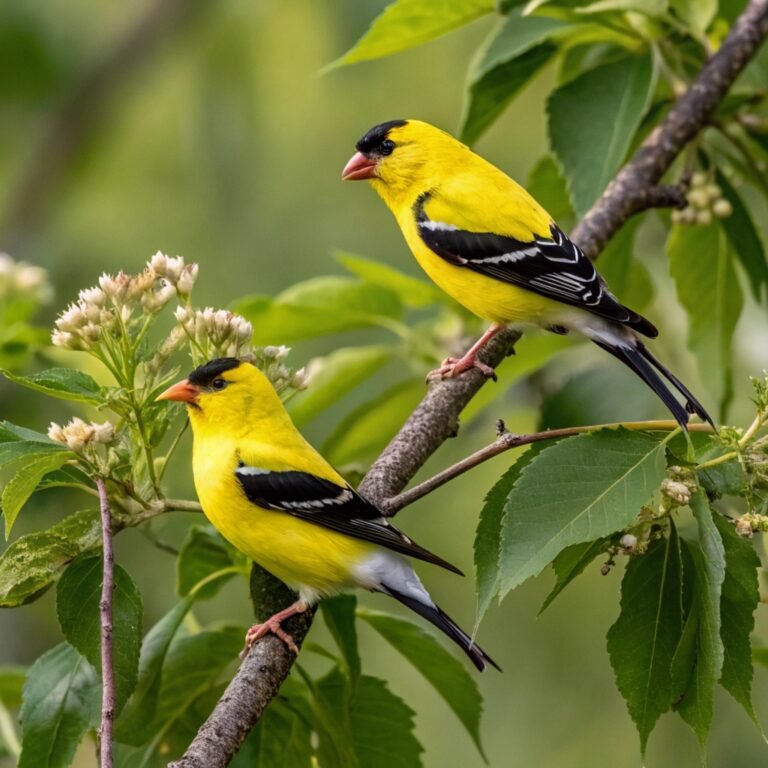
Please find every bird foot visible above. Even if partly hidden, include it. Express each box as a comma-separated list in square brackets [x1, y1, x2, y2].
[426, 355, 497, 382]
[239, 600, 309, 659]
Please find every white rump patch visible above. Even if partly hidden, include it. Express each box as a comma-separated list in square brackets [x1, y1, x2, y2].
[353, 550, 435, 607]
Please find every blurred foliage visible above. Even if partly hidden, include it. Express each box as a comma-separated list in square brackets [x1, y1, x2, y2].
[0, 0, 767, 767]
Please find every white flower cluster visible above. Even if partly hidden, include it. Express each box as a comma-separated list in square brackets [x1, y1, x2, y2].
[48, 417, 115, 452]
[175, 306, 254, 359]
[254, 345, 309, 393]
[0, 253, 52, 303]
[52, 252, 199, 351]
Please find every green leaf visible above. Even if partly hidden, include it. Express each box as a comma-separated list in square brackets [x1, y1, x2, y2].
[316, 668, 423, 768]
[334, 251, 444, 307]
[0, 422, 54, 444]
[754, 647, 768, 668]
[670, 0, 716, 34]
[330, 0, 494, 68]
[288, 345, 394, 428]
[474, 444, 548, 626]
[115, 595, 195, 743]
[540, 537, 609, 613]
[0, 441, 68, 471]
[18, 643, 100, 768]
[118, 627, 242, 758]
[360, 608, 485, 758]
[231, 695, 313, 768]
[606, 530, 683, 754]
[150, 627, 242, 730]
[177, 524, 239, 599]
[539, 366, 659, 429]
[0, 508, 101, 607]
[668, 223, 743, 420]
[714, 514, 760, 725]
[461, 8, 566, 143]
[235, 277, 403, 344]
[597, 217, 654, 312]
[115, 564, 235, 742]
[527, 155, 574, 229]
[676, 494, 726, 748]
[56, 554, 143, 715]
[322, 379, 423, 467]
[499, 429, 666, 595]
[548, 52, 656, 216]
[0, 667, 26, 708]
[0, 367, 104, 405]
[716, 171, 768, 302]
[321, 595, 361, 687]
[2, 451, 74, 537]
[576, 0, 667, 13]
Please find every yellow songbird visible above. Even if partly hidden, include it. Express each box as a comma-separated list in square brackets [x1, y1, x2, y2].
[158, 357, 497, 671]
[342, 119, 712, 430]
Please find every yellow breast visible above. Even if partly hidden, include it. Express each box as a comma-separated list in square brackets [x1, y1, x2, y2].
[397, 210, 563, 326]
[192, 436, 374, 599]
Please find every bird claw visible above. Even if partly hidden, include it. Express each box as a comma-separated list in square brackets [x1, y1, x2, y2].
[240, 617, 300, 660]
[426, 356, 497, 382]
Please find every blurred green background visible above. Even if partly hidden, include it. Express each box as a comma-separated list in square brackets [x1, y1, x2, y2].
[1, 1, 766, 766]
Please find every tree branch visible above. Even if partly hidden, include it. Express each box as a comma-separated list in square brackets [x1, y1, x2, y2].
[572, 0, 768, 258]
[97, 479, 115, 768]
[167, 568, 314, 768]
[173, 1, 768, 763]
[0, 0, 208, 249]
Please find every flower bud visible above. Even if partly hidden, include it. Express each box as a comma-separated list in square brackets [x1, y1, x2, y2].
[56, 304, 88, 333]
[176, 264, 198, 296]
[620, 533, 638, 552]
[165, 256, 185, 283]
[81, 323, 102, 343]
[48, 422, 66, 443]
[691, 172, 707, 188]
[661, 478, 691, 506]
[90, 420, 115, 444]
[149, 251, 168, 277]
[78, 287, 106, 307]
[713, 199, 732, 218]
[291, 367, 309, 390]
[687, 188, 710, 209]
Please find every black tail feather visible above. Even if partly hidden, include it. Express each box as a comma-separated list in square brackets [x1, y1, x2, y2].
[635, 342, 715, 428]
[592, 340, 712, 431]
[381, 585, 500, 672]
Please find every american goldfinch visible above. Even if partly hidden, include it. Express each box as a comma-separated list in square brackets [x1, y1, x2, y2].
[158, 358, 497, 671]
[342, 119, 712, 430]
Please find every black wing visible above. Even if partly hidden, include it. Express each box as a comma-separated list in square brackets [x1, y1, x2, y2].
[234, 464, 462, 575]
[414, 193, 657, 338]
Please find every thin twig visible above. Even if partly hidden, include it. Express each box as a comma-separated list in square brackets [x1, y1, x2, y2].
[97, 478, 115, 768]
[385, 420, 714, 514]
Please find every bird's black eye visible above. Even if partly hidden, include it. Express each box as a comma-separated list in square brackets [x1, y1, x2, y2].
[211, 378, 227, 391]
[379, 139, 395, 156]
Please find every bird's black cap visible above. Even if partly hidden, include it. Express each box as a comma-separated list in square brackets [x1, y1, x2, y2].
[356, 119, 407, 155]
[188, 357, 240, 386]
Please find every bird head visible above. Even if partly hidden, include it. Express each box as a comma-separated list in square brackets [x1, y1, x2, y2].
[157, 357, 283, 433]
[342, 119, 465, 205]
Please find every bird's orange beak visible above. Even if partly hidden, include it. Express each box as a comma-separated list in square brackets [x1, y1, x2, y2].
[156, 379, 200, 404]
[342, 151, 377, 181]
